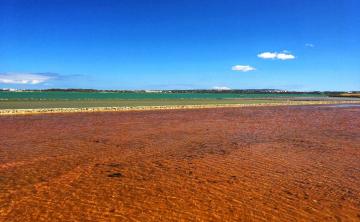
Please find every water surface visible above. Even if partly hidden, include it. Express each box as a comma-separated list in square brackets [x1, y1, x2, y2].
[0, 91, 326, 100]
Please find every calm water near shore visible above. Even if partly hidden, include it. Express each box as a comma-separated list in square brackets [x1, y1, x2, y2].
[0, 91, 326, 100]
[323, 104, 360, 108]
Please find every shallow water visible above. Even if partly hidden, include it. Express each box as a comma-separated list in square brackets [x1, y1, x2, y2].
[0, 91, 326, 100]
[323, 104, 360, 108]
[1, 106, 359, 221]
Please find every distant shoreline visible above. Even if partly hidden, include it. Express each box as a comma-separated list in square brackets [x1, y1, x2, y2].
[1, 100, 359, 116]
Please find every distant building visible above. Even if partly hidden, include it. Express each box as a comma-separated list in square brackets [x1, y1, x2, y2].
[145, 90, 163, 93]
[2, 88, 22, 92]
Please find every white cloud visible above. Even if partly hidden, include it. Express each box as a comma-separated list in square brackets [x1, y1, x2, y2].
[0, 73, 57, 84]
[231, 65, 256, 72]
[276, 53, 295, 60]
[257, 51, 295, 60]
[257, 52, 277, 59]
[305, 43, 315, 47]
[213, 86, 231, 90]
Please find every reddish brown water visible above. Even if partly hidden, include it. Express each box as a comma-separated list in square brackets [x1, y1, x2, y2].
[0, 106, 359, 221]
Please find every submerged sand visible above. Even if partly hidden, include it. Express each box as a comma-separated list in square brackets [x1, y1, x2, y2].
[0, 105, 360, 221]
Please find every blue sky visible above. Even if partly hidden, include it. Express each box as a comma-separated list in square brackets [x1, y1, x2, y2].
[0, 0, 359, 91]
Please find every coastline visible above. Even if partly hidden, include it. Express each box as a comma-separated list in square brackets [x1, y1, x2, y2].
[1, 100, 359, 116]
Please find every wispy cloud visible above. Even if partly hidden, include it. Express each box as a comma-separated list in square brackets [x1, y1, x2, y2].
[305, 43, 315, 48]
[258, 51, 295, 60]
[231, 65, 256, 72]
[0, 72, 59, 84]
[213, 86, 231, 90]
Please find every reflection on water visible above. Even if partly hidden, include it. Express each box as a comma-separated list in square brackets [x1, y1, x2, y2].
[324, 104, 360, 108]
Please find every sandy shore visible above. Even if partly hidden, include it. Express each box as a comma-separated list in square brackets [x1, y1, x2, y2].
[1, 100, 360, 115]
